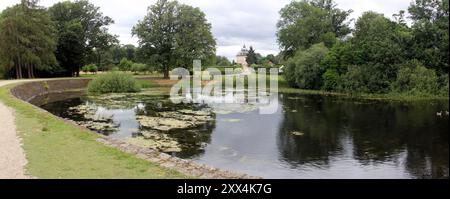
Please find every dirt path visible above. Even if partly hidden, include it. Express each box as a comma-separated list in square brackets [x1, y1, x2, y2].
[0, 80, 32, 179]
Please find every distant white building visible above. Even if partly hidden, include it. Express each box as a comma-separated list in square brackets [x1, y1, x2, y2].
[236, 45, 250, 74]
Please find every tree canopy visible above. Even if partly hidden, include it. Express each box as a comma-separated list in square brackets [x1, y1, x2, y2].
[0, 0, 57, 79]
[280, 0, 448, 96]
[48, 0, 117, 77]
[133, 0, 216, 78]
[277, 0, 352, 57]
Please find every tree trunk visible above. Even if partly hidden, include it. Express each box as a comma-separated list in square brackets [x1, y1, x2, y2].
[18, 63, 23, 79]
[31, 64, 35, 78]
[27, 64, 32, 79]
[164, 66, 169, 79]
[30, 64, 33, 78]
[15, 63, 19, 79]
[17, 56, 22, 79]
[76, 67, 80, 77]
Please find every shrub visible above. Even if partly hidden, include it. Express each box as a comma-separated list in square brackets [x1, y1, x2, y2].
[88, 65, 98, 74]
[438, 74, 449, 96]
[103, 64, 116, 71]
[137, 80, 155, 89]
[82, 64, 98, 74]
[392, 60, 439, 95]
[131, 63, 147, 74]
[87, 72, 141, 93]
[81, 65, 89, 73]
[322, 69, 340, 91]
[118, 58, 133, 71]
[284, 43, 329, 89]
[339, 65, 368, 94]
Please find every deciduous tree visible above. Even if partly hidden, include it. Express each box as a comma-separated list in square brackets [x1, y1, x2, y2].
[133, 0, 216, 78]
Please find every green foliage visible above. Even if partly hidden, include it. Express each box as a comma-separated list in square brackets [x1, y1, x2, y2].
[49, 0, 117, 77]
[246, 46, 258, 65]
[277, 0, 352, 57]
[408, 0, 449, 74]
[132, 0, 216, 78]
[137, 80, 156, 89]
[0, 66, 4, 79]
[321, 41, 358, 74]
[322, 69, 340, 91]
[88, 64, 98, 73]
[392, 60, 439, 95]
[131, 63, 148, 74]
[284, 43, 329, 89]
[88, 72, 141, 93]
[339, 65, 368, 94]
[107, 44, 137, 66]
[118, 58, 133, 71]
[352, 12, 407, 93]
[438, 74, 449, 96]
[215, 56, 232, 66]
[82, 64, 98, 74]
[0, 1, 58, 79]
[81, 65, 89, 73]
[0, 85, 188, 179]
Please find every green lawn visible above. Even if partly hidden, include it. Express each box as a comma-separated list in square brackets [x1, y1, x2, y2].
[0, 83, 190, 179]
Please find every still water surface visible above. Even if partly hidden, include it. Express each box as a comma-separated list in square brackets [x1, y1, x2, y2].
[33, 91, 449, 179]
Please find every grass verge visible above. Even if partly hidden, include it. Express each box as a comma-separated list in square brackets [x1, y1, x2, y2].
[0, 83, 190, 179]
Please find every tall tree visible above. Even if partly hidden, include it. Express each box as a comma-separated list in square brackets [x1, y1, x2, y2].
[215, 56, 231, 66]
[133, 0, 216, 78]
[408, 0, 449, 74]
[351, 11, 410, 93]
[49, 0, 117, 77]
[277, 0, 352, 57]
[246, 46, 258, 66]
[124, 44, 137, 62]
[0, 0, 57, 79]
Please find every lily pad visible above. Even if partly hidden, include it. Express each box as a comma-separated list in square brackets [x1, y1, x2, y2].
[291, 131, 305, 136]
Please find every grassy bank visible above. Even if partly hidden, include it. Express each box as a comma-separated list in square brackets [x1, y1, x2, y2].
[0, 82, 190, 179]
[276, 75, 449, 101]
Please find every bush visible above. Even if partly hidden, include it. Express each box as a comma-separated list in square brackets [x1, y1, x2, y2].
[392, 60, 439, 95]
[131, 63, 147, 74]
[438, 74, 449, 96]
[87, 72, 141, 93]
[81, 65, 89, 73]
[284, 43, 329, 89]
[339, 65, 368, 94]
[89, 65, 98, 74]
[322, 69, 340, 91]
[82, 64, 98, 74]
[137, 80, 155, 89]
[118, 58, 133, 71]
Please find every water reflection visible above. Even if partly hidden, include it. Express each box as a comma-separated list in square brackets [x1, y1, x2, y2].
[277, 94, 449, 178]
[34, 91, 449, 179]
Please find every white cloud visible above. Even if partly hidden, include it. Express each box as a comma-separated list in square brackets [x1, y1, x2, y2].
[1, 0, 413, 60]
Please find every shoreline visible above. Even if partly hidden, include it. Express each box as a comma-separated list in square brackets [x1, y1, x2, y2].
[0, 78, 258, 179]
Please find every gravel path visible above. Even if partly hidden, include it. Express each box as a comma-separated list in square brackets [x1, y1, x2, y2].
[0, 80, 31, 179]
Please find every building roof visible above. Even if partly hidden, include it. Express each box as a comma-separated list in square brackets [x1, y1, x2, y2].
[237, 45, 248, 56]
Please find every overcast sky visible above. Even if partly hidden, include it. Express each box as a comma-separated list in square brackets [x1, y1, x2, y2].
[1, 0, 413, 60]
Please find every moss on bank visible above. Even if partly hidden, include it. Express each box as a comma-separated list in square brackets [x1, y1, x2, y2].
[0, 83, 190, 179]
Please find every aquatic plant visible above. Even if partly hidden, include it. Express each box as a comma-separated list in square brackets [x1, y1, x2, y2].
[88, 72, 141, 93]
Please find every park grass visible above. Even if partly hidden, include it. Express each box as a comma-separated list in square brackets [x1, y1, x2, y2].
[0, 83, 191, 179]
[137, 79, 157, 89]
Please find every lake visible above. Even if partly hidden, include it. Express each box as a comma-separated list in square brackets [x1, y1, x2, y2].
[32, 89, 449, 179]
